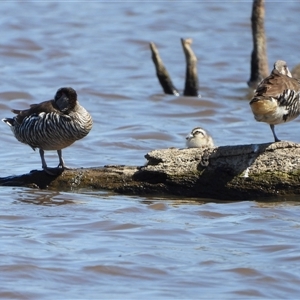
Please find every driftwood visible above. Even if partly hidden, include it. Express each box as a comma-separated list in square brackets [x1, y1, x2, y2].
[181, 38, 200, 97]
[1, 141, 300, 200]
[248, 0, 269, 88]
[151, 1, 296, 91]
[149, 42, 179, 96]
[150, 38, 199, 97]
[248, 0, 300, 85]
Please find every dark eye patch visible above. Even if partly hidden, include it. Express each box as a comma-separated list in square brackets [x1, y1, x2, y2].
[194, 130, 205, 136]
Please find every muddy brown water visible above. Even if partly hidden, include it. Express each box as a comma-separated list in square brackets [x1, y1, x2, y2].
[1, 2, 300, 299]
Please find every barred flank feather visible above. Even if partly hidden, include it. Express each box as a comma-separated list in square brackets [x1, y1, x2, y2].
[278, 89, 300, 122]
[12, 107, 92, 151]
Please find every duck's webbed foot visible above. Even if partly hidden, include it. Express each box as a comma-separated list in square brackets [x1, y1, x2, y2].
[39, 148, 64, 176]
[43, 166, 64, 176]
[56, 149, 73, 170]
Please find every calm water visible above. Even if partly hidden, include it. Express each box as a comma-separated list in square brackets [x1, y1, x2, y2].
[1, 2, 300, 299]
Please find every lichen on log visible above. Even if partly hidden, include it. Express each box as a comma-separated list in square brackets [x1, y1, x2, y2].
[1, 141, 300, 200]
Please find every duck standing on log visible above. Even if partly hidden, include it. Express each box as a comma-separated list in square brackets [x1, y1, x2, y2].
[249, 60, 300, 142]
[2, 87, 93, 175]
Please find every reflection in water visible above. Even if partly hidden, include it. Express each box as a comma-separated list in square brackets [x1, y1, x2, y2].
[13, 189, 78, 206]
[255, 197, 300, 208]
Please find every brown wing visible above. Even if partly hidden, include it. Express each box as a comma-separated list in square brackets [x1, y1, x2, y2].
[254, 69, 300, 99]
[12, 99, 61, 124]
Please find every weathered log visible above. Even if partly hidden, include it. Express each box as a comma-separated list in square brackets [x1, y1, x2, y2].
[1, 141, 300, 200]
[149, 42, 180, 96]
[181, 38, 200, 97]
[248, 0, 269, 88]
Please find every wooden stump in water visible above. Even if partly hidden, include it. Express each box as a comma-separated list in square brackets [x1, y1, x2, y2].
[248, 0, 269, 88]
[181, 38, 199, 97]
[150, 38, 199, 97]
[149, 42, 179, 96]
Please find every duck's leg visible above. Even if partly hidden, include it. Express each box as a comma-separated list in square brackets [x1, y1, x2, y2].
[39, 149, 48, 170]
[39, 148, 63, 176]
[57, 149, 71, 170]
[270, 124, 280, 142]
[57, 149, 65, 168]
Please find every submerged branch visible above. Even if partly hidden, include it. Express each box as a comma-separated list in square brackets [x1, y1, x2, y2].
[1, 142, 300, 200]
[149, 42, 179, 96]
[181, 38, 200, 97]
[150, 38, 200, 97]
[248, 0, 269, 88]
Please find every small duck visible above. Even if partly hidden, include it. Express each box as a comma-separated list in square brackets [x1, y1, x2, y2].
[2, 87, 93, 175]
[186, 127, 214, 148]
[249, 60, 300, 142]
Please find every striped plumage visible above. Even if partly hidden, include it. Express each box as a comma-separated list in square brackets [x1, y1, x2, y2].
[249, 60, 300, 142]
[2, 87, 93, 175]
[186, 127, 214, 148]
